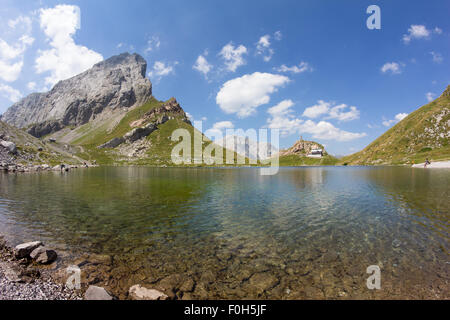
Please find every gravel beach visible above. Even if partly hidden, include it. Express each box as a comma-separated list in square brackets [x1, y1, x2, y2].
[0, 237, 82, 300]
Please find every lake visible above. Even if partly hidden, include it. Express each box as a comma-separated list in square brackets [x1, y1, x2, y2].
[0, 166, 449, 299]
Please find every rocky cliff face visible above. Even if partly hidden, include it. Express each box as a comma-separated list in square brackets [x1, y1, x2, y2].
[1, 53, 152, 137]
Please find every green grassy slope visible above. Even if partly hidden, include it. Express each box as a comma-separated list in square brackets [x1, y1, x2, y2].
[0, 121, 84, 166]
[278, 154, 339, 166]
[341, 86, 450, 165]
[71, 97, 247, 166]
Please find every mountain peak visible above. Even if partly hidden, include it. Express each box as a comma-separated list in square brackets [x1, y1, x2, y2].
[93, 52, 147, 78]
[2, 53, 153, 137]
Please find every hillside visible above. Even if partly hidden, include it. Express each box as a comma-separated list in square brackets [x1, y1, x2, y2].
[0, 121, 85, 167]
[342, 85, 450, 165]
[1, 53, 152, 138]
[278, 137, 338, 166]
[1, 53, 245, 167]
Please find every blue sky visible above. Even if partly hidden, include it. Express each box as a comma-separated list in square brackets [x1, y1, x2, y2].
[0, 0, 448, 155]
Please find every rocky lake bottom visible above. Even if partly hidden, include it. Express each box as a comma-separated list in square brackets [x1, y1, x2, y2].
[0, 166, 448, 299]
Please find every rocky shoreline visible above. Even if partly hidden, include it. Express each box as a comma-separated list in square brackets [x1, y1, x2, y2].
[0, 236, 82, 300]
[0, 236, 170, 300]
[0, 162, 98, 173]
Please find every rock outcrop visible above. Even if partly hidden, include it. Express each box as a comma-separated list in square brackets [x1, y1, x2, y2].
[1, 53, 152, 137]
[98, 98, 189, 149]
[280, 137, 326, 156]
[14, 241, 43, 259]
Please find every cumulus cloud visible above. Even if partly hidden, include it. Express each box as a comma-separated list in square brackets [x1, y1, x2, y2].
[216, 72, 290, 118]
[302, 100, 360, 122]
[0, 84, 22, 102]
[266, 100, 366, 141]
[206, 121, 234, 138]
[382, 113, 408, 127]
[300, 120, 367, 142]
[302, 100, 330, 118]
[326, 104, 360, 121]
[35, 5, 103, 87]
[212, 121, 234, 130]
[426, 92, 435, 102]
[402, 25, 442, 43]
[148, 61, 178, 81]
[0, 15, 34, 82]
[219, 42, 247, 72]
[144, 35, 160, 54]
[275, 62, 312, 74]
[430, 51, 443, 63]
[256, 35, 274, 62]
[267, 100, 302, 136]
[381, 62, 402, 74]
[193, 54, 212, 78]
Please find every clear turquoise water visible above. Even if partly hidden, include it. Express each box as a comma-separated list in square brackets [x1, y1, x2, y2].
[0, 167, 449, 299]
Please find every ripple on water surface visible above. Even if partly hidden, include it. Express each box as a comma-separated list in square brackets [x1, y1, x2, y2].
[0, 166, 448, 299]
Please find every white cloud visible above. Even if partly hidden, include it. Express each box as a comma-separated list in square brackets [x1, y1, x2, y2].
[212, 121, 234, 130]
[382, 113, 408, 127]
[206, 121, 234, 138]
[267, 99, 366, 141]
[27, 81, 36, 91]
[430, 51, 443, 63]
[267, 99, 294, 116]
[274, 31, 282, 41]
[0, 84, 22, 102]
[302, 100, 360, 122]
[0, 15, 34, 82]
[402, 25, 442, 43]
[219, 42, 247, 72]
[35, 5, 103, 87]
[426, 92, 435, 102]
[302, 100, 330, 118]
[381, 62, 402, 74]
[256, 35, 274, 62]
[193, 54, 212, 78]
[275, 62, 312, 74]
[327, 104, 360, 121]
[144, 36, 160, 54]
[300, 120, 367, 142]
[8, 15, 32, 34]
[148, 61, 178, 81]
[216, 72, 290, 118]
[267, 99, 302, 136]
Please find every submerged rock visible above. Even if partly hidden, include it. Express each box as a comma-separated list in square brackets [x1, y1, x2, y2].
[14, 241, 43, 259]
[128, 285, 169, 300]
[30, 246, 57, 264]
[84, 285, 113, 300]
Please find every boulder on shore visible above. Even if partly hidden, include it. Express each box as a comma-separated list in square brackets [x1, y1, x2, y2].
[84, 285, 113, 300]
[128, 285, 169, 300]
[30, 246, 58, 264]
[14, 241, 43, 259]
[0, 140, 17, 154]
